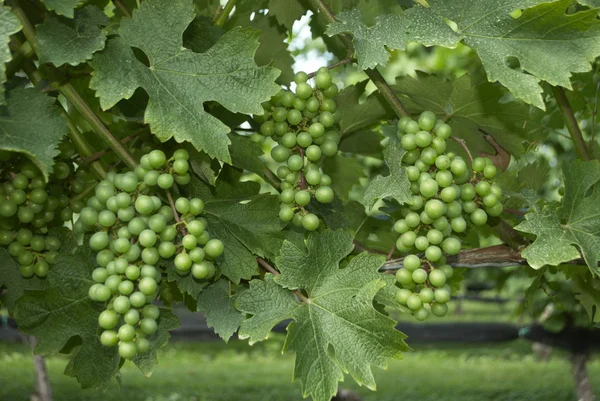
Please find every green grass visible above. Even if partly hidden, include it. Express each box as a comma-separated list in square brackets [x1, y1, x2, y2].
[0, 337, 598, 401]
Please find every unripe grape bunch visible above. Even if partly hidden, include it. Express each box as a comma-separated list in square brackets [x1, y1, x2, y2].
[257, 68, 340, 231]
[81, 148, 225, 360]
[393, 111, 504, 321]
[0, 144, 96, 278]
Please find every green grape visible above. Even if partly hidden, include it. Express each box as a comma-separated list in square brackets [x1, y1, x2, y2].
[395, 269, 413, 285]
[143, 170, 160, 186]
[118, 280, 135, 296]
[305, 145, 322, 161]
[191, 261, 215, 279]
[140, 318, 158, 335]
[119, 342, 137, 359]
[157, 173, 174, 189]
[450, 159, 467, 176]
[431, 303, 448, 317]
[431, 137, 447, 154]
[100, 330, 119, 347]
[424, 199, 446, 220]
[319, 111, 334, 128]
[306, 97, 319, 112]
[472, 157, 486, 172]
[189, 198, 205, 215]
[173, 149, 190, 160]
[414, 307, 429, 321]
[272, 107, 287, 122]
[403, 255, 421, 271]
[141, 247, 159, 265]
[182, 234, 197, 250]
[419, 288, 434, 303]
[405, 121, 420, 135]
[426, 229, 443, 245]
[418, 111, 437, 131]
[308, 123, 325, 138]
[129, 292, 146, 308]
[158, 242, 176, 258]
[320, 175, 332, 186]
[296, 132, 312, 148]
[281, 132, 297, 148]
[400, 231, 417, 247]
[460, 183, 476, 201]
[315, 71, 332, 89]
[295, 190, 311, 206]
[315, 186, 334, 203]
[90, 232, 109, 251]
[320, 140, 338, 156]
[405, 212, 420, 228]
[20, 264, 35, 278]
[175, 252, 192, 272]
[301, 213, 319, 231]
[394, 219, 409, 234]
[112, 237, 131, 254]
[414, 236, 429, 251]
[98, 310, 119, 329]
[287, 155, 304, 171]
[124, 309, 140, 325]
[470, 209, 488, 226]
[450, 217, 467, 233]
[139, 229, 157, 248]
[429, 269, 447, 287]
[406, 294, 422, 311]
[148, 150, 167, 169]
[190, 247, 205, 263]
[401, 134, 417, 151]
[279, 206, 294, 222]
[396, 288, 412, 304]
[139, 277, 157, 296]
[305, 170, 321, 186]
[486, 202, 504, 217]
[425, 245, 442, 262]
[135, 195, 154, 215]
[415, 131, 432, 148]
[17, 205, 33, 222]
[403, 150, 420, 165]
[420, 179, 439, 198]
[205, 239, 224, 259]
[435, 170, 453, 188]
[125, 265, 141, 280]
[434, 288, 451, 304]
[296, 82, 313, 99]
[412, 268, 428, 284]
[435, 123, 452, 139]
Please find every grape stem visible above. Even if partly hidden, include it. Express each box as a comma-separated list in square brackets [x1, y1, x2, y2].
[113, 0, 131, 17]
[386, 244, 396, 261]
[504, 208, 526, 217]
[263, 169, 281, 191]
[299, 148, 307, 190]
[552, 86, 591, 161]
[353, 241, 388, 255]
[306, 0, 410, 118]
[307, 58, 351, 79]
[451, 136, 473, 163]
[256, 257, 310, 303]
[165, 191, 187, 236]
[213, 0, 236, 27]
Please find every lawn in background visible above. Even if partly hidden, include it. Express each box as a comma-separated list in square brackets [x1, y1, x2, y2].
[0, 337, 597, 401]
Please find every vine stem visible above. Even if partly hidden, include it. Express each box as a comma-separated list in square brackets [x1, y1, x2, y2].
[307, 58, 351, 79]
[451, 136, 473, 162]
[166, 191, 187, 236]
[386, 244, 396, 261]
[306, 0, 410, 118]
[113, 0, 131, 17]
[552, 86, 591, 161]
[213, 0, 236, 27]
[11, 0, 139, 170]
[256, 257, 310, 302]
[84, 129, 148, 164]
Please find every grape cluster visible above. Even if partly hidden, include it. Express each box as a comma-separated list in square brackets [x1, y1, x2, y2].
[257, 68, 340, 231]
[393, 111, 503, 320]
[82, 149, 224, 360]
[0, 146, 94, 278]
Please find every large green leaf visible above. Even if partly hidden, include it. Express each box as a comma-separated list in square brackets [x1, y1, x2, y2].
[89, 0, 280, 162]
[326, 8, 459, 70]
[329, 0, 600, 109]
[237, 230, 408, 401]
[37, 5, 108, 66]
[336, 79, 392, 135]
[363, 138, 410, 209]
[0, 4, 20, 104]
[197, 279, 245, 342]
[516, 160, 600, 275]
[268, 0, 306, 31]
[188, 175, 285, 283]
[0, 85, 69, 181]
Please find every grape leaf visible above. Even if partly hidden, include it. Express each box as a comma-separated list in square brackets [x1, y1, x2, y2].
[430, 0, 600, 109]
[339, 129, 383, 156]
[237, 230, 408, 401]
[89, 0, 280, 162]
[0, 249, 48, 313]
[197, 279, 245, 342]
[41, 0, 81, 18]
[228, 133, 266, 178]
[0, 85, 69, 181]
[13, 247, 120, 388]
[363, 138, 410, 209]
[323, 154, 366, 201]
[0, 5, 20, 104]
[189, 177, 285, 283]
[268, 0, 306, 31]
[326, 8, 459, 70]
[227, 10, 294, 85]
[516, 160, 600, 275]
[336, 79, 392, 135]
[37, 5, 108, 66]
[390, 73, 539, 157]
[184, 16, 225, 53]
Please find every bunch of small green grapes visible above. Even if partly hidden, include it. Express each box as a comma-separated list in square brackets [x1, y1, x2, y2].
[257, 68, 340, 231]
[134, 148, 191, 189]
[82, 149, 224, 360]
[392, 111, 504, 320]
[0, 147, 88, 278]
